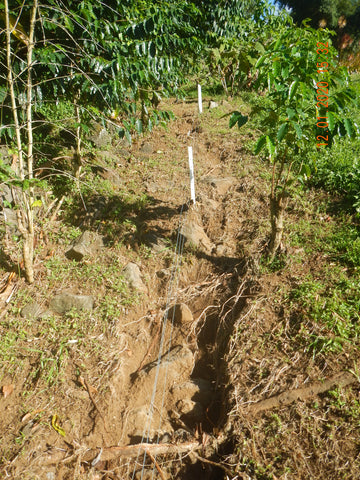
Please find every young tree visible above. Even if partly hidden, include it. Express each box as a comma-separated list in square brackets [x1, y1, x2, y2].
[231, 22, 357, 259]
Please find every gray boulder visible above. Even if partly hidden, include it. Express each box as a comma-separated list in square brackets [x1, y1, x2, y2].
[65, 231, 104, 261]
[180, 220, 213, 254]
[122, 262, 147, 293]
[50, 293, 94, 314]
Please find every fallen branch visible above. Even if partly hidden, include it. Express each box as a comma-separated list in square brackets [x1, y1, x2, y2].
[246, 371, 358, 415]
[41, 441, 201, 466]
[193, 452, 234, 476]
[83, 441, 201, 462]
[145, 449, 167, 480]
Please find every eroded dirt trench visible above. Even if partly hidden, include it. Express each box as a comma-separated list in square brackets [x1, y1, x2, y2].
[1, 100, 268, 479]
[79, 198, 255, 479]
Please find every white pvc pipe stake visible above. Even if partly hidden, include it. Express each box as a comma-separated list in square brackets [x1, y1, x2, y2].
[197, 84, 202, 114]
[188, 146, 196, 205]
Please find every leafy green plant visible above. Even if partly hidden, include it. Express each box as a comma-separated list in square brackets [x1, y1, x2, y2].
[231, 21, 357, 258]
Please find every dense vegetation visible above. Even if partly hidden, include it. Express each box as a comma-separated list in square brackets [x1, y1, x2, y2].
[1, 0, 359, 286]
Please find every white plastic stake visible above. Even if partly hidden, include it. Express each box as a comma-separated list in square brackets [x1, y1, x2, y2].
[197, 84, 202, 114]
[188, 146, 196, 205]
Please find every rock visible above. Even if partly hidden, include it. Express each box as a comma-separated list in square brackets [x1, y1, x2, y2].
[204, 176, 237, 195]
[171, 378, 213, 406]
[180, 220, 213, 254]
[143, 233, 167, 253]
[156, 268, 171, 279]
[50, 293, 94, 314]
[126, 406, 172, 441]
[176, 399, 204, 420]
[216, 243, 230, 256]
[2, 207, 19, 235]
[144, 181, 159, 194]
[1, 184, 14, 205]
[116, 148, 131, 159]
[89, 123, 112, 147]
[140, 142, 153, 155]
[65, 231, 104, 261]
[209, 101, 219, 109]
[167, 303, 193, 325]
[122, 262, 147, 293]
[200, 195, 219, 211]
[98, 168, 123, 188]
[21, 301, 42, 320]
[138, 345, 194, 382]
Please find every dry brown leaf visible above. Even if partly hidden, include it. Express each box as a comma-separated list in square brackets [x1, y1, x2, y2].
[2, 384, 14, 398]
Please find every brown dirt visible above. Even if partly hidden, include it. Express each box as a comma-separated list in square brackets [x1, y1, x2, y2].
[1, 96, 360, 480]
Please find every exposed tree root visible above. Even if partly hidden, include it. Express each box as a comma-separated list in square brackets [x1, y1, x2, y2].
[246, 371, 358, 415]
[40, 441, 201, 466]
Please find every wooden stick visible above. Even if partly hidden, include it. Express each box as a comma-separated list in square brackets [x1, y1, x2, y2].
[245, 371, 358, 415]
[145, 449, 167, 480]
[193, 452, 233, 476]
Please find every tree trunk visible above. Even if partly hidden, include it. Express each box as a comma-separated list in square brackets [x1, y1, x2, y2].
[268, 192, 285, 260]
[5, 0, 37, 283]
[74, 89, 82, 183]
[24, 0, 38, 284]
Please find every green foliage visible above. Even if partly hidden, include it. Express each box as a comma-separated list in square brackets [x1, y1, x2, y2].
[203, 1, 290, 94]
[290, 276, 360, 355]
[307, 137, 360, 211]
[251, 26, 357, 160]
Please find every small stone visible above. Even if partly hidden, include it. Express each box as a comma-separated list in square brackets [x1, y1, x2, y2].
[2, 208, 20, 235]
[89, 123, 112, 147]
[156, 268, 171, 279]
[180, 220, 213, 254]
[144, 181, 159, 193]
[1, 184, 14, 204]
[176, 399, 204, 420]
[209, 101, 219, 109]
[140, 142, 153, 155]
[122, 262, 147, 293]
[50, 293, 94, 314]
[204, 176, 237, 195]
[21, 301, 42, 320]
[171, 378, 213, 405]
[143, 233, 167, 253]
[200, 195, 219, 211]
[138, 345, 194, 381]
[65, 231, 104, 261]
[167, 303, 193, 325]
[216, 243, 229, 256]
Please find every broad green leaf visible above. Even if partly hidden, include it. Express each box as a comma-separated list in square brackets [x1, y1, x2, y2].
[255, 42, 265, 54]
[277, 123, 288, 142]
[254, 135, 267, 155]
[300, 164, 311, 178]
[273, 61, 281, 77]
[327, 111, 339, 132]
[229, 111, 248, 129]
[291, 122, 302, 139]
[344, 118, 356, 137]
[0, 87, 7, 103]
[286, 108, 296, 120]
[255, 55, 266, 68]
[288, 80, 299, 100]
[266, 135, 276, 160]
